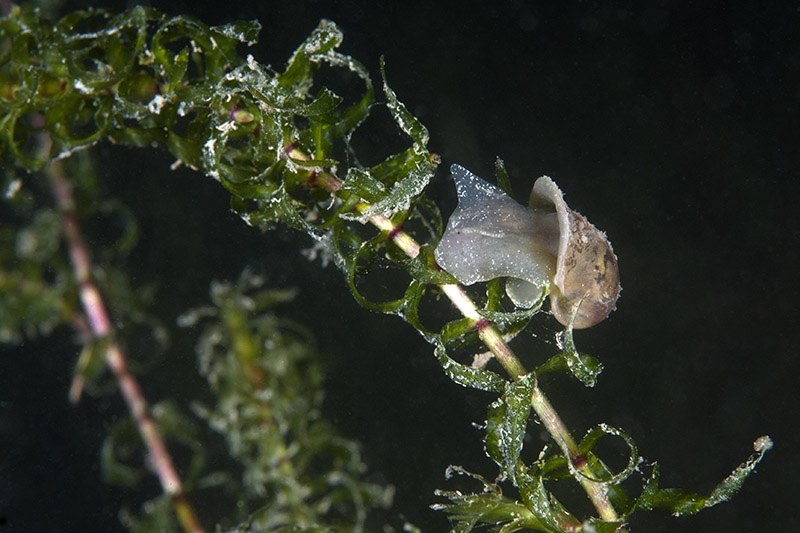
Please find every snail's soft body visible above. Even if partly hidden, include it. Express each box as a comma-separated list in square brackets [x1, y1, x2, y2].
[434, 164, 620, 329]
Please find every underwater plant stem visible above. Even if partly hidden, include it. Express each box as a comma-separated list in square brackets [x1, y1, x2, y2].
[222, 304, 266, 386]
[439, 283, 527, 380]
[46, 151, 205, 533]
[288, 149, 621, 522]
[366, 211, 422, 258]
[530, 384, 619, 523]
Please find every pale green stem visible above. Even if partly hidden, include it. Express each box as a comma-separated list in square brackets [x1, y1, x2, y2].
[531, 385, 618, 523]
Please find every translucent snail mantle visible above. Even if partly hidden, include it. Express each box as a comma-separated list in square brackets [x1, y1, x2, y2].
[434, 164, 621, 329]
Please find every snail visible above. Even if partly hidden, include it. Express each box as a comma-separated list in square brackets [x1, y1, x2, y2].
[434, 164, 620, 329]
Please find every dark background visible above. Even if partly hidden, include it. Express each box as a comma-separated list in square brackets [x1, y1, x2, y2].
[1, 1, 796, 531]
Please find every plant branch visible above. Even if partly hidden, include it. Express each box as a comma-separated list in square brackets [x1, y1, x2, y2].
[288, 147, 620, 522]
[46, 146, 205, 533]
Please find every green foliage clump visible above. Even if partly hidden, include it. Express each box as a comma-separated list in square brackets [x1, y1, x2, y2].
[180, 270, 389, 531]
[0, 199, 72, 342]
[0, 4, 436, 233]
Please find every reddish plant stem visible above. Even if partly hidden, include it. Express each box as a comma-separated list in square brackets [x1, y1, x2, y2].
[48, 157, 204, 533]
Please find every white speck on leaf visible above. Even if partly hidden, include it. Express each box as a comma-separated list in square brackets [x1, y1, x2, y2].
[215, 120, 236, 133]
[147, 94, 168, 114]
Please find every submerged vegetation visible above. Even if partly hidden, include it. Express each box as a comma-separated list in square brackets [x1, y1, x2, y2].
[0, 5, 771, 532]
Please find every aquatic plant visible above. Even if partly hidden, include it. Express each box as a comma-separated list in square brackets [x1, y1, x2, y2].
[0, 5, 771, 531]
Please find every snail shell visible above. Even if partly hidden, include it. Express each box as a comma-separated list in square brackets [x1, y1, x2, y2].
[434, 164, 620, 329]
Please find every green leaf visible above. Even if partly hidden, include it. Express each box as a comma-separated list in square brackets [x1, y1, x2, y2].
[634, 436, 772, 517]
[347, 146, 438, 221]
[480, 305, 543, 339]
[281, 19, 344, 88]
[440, 317, 479, 347]
[341, 167, 387, 203]
[434, 341, 506, 393]
[555, 325, 603, 387]
[516, 470, 580, 532]
[120, 495, 181, 533]
[401, 245, 459, 286]
[381, 58, 429, 147]
[533, 351, 603, 380]
[101, 417, 145, 489]
[495, 157, 513, 197]
[433, 466, 558, 533]
[210, 19, 262, 46]
[485, 375, 535, 483]
[577, 424, 639, 486]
